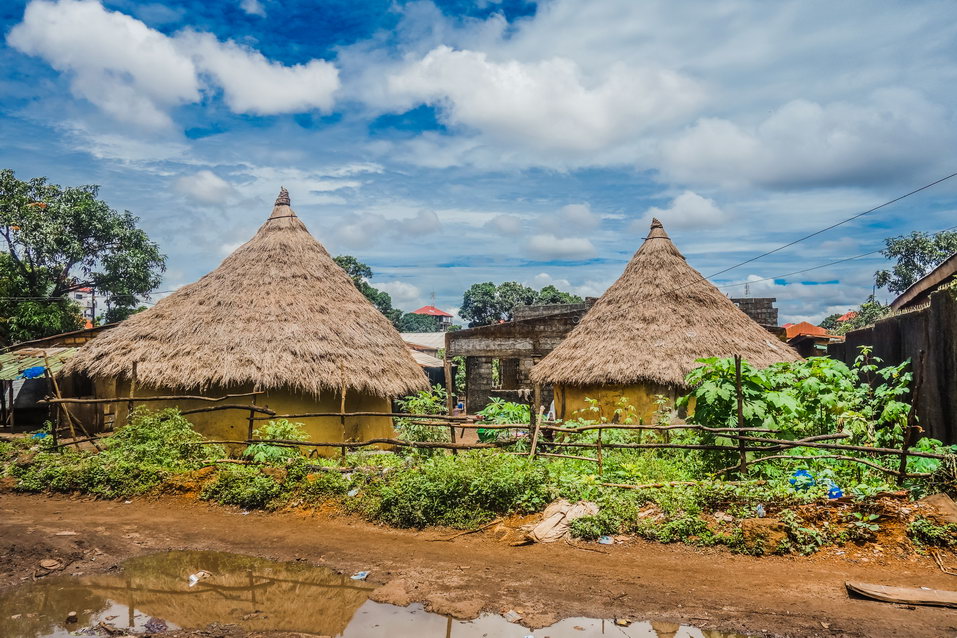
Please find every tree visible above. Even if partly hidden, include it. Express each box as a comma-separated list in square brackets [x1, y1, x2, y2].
[460, 281, 583, 327]
[834, 296, 889, 335]
[875, 229, 957, 295]
[819, 313, 842, 331]
[0, 170, 166, 344]
[333, 254, 403, 325]
[397, 312, 440, 332]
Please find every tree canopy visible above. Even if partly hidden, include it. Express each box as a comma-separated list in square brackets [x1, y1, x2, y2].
[460, 281, 583, 327]
[875, 229, 957, 295]
[0, 170, 166, 345]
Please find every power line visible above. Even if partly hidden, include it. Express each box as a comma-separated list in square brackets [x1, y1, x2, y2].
[658, 172, 957, 300]
[716, 223, 957, 292]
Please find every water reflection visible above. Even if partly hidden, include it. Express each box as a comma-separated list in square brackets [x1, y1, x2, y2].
[0, 550, 749, 638]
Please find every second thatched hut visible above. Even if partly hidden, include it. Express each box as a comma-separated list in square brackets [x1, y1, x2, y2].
[62, 188, 428, 446]
[531, 218, 800, 422]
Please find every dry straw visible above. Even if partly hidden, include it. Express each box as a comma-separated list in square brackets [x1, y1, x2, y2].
[64, 188, 428, 398]
[531, 218, 801, 388]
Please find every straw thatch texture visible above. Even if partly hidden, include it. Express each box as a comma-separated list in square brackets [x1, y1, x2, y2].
[531, 219, 800, 388]
[63, 189, 428, 398]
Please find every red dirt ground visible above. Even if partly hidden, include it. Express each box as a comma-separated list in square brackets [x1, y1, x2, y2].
[2, 492, 957, 638]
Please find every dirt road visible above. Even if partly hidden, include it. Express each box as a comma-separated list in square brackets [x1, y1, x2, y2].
[2, 493, 956, 637]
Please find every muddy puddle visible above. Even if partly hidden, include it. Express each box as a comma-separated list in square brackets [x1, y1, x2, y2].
[0, 550, 749, 637]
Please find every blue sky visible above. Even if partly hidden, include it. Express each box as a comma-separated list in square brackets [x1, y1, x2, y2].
[2, 0, 957, 323]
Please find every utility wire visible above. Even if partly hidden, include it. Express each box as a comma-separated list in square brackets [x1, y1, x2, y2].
[656, 172, 957, 300]
[716, 223, 957, 291]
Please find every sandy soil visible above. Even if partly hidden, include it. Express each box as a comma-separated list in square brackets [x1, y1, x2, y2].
[2, 493, 957, 638]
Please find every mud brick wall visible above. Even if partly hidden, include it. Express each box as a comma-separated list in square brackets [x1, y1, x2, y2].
[829, 288, 957, 443]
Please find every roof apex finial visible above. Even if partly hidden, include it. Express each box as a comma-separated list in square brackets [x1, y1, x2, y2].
[275, 186, 290, 206]
[650, 217, 663, 229]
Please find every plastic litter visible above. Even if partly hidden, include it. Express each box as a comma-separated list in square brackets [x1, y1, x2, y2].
[826, 480, 843, 499]
[789, 469, 815, 491]
[347, 488, 360, 497]
[503, 610, 522, 623]
[756, 504, 766, 518]
[187, 570, 212, 587]
[351, 571, 370, 581]
[20, 366, 46, 379]
[598, 535, 614, 545]
[30, 432, 48, 439]
[526, 499, 599, 543]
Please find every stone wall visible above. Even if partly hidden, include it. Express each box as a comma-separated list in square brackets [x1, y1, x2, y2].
[731, 297, 779, 326]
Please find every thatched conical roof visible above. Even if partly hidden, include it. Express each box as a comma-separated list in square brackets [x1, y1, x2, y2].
[531, 219, 800, 388]
[64, 189, 428, 398]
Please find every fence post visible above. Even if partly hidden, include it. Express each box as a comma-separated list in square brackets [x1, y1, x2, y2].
[127, 362, 137, 420]
[734, 355, 748, 475]
[596, 427, 604, 478]
[897, 350, 926, 484]
[529, 384, 542, 458]
[444, 358, 457, 453]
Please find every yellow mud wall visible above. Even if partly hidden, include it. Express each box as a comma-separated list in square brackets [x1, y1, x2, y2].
[93, 378, 394, 455]
[554, 383, 693, 424]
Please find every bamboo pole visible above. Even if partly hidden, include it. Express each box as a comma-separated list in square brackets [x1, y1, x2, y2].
[127, 362, 137, 422]
[339, 364, 347, 459]
[43, 355, 100, 450]
[40, 392, 265, 405]
[250, 411, 474, 421]
[596, 427, 603, 477]
[528, 383, 542, 458]
[179, 404, 275, 416]
[444, 357, 457, 452]
[734, 355, 748, 475]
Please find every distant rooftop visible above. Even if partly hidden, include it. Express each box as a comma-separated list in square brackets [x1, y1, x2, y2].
[411, 305, 453, 317]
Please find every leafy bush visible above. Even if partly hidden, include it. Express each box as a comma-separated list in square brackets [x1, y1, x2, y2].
[477, 398, 530, 442]
[200, 466, 285, 509]
[107, 407, 223, 467]
[359, 450, 551, 528]
[244, 419, 309, 463]
[294, 470, 350, 504]
[394, 385, 450, 451]
[908, 517, 957, 547]
[12, 450, 168, 498]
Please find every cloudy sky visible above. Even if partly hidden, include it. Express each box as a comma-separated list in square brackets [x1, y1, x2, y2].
[2, 0, 956, 323]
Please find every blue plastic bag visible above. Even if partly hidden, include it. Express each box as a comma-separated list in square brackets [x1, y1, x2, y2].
[20, 365, 46, 379]
[789, 469, 816, 491]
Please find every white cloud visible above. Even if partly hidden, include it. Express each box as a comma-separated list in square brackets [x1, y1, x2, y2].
[177, 30, 339, 115]
[661, 90, 953, 189]
[396, 209, 442, 235]
[385, 46, 702, 154]
[7, 0, 199, 128]
[531, 272, 607, 298]
[376, 281, 422, 307]
[240, 0, 266, 17]
[8, 0, 340, 127]
[545, 203, 600, 236]
[526, 234, 596, 261]
[485, 214, 523, 234]
[174, 170, 236, 205]
[635, 191, 727, 231]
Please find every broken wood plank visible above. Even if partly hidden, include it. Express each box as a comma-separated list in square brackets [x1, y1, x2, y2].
[845, 581, 957, 608]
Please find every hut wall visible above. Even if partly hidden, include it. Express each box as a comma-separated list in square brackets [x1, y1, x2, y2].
[96, 379, 394, 454]
[555, 383, 683, 423]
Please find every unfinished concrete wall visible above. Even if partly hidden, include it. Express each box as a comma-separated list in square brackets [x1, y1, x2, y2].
[448, 308, 587, 412]
[731, 297, 779, 326]
[828, 287, 957, 443]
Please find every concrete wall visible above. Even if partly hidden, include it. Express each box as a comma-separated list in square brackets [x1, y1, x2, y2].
[828, 287, 957, 443]
[92, 379, 395, 456]
[731, 298, 779, 326]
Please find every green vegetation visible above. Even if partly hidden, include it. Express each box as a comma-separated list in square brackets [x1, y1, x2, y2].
[3, 348, 955, 556]
[0, 169, 166, 344]
[460, 281, 582, 327]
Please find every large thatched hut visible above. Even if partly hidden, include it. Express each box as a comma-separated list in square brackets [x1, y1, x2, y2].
[531, 218, 800, 422]
[62, 188, 428, 445]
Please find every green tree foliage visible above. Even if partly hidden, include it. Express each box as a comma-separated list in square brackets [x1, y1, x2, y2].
[334, 254, 403, 325]
[460, 281, 584, 327]
[834, 295, 890, 334]
[397, 312, 440, 332]
[0, 169, 165, 344]
[819, 313, 842, 331]
[875, 229, 957, 295]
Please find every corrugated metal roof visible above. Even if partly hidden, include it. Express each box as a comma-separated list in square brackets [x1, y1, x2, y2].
[400, 332, 446, 350]
[0, 347, 79, 380]
[408, 348, 444, 368]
